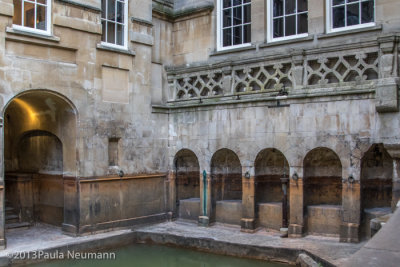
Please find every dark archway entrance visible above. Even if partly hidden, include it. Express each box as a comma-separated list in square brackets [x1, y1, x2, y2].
[360, 144, 393, 239]
[255, 148, 289, 231]
[210, 149, 242, 225]
[3, 90, 77, 233]
[303, 147, 342, 237]
[174, 149, 200, 221]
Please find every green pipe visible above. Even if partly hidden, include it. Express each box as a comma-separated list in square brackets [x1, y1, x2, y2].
[202, 170, 207, 216]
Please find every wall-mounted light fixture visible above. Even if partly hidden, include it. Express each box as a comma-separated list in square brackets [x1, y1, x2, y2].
[118, 169, 124, 178]
[292, 172, 298, 181]
[348, 175, 355, 184]
[245, 171, 250, 179]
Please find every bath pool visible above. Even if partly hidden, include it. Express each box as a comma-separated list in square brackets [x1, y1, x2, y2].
[32, 244, 289, 267]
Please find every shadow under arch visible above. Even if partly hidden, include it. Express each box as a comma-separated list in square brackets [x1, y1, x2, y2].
[2, 89, 79, 241]
[303, 147, 343, 237]
[254, 148, 289, 231]
[360, 144, 393, 239]
[210, 148, 242, 225]
[173, 149, 200, 221]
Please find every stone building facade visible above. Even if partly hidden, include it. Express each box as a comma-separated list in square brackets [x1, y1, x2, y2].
[0, 0, 399, 249]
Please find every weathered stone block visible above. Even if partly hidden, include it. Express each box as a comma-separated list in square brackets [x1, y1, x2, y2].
[215, 200, 242, 225]
[179, 198, 200, 221]
[307, 205, 341, 237]
[340, 223, 360, 243]
[258, 202, 282, 231]
[376, 78, 399, 113]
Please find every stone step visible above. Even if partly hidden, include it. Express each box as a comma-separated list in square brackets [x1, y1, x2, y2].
[5, 214, 19, 223]
[5, 222, 31, 231]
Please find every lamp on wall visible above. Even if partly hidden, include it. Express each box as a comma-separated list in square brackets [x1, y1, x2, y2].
[292, 172, 299, 181]
[347, 175, 355, 184]
[245, 171, 250, 179]
[118, 169, 124, 178]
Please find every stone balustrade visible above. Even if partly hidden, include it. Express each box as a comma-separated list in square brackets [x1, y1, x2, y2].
[166, 35, 399, 108]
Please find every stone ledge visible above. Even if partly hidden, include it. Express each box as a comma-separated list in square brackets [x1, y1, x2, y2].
[96, 44, 136, 56]
[6, 27, 60, 43]
[54, 14, 102, 34]
[56, 0, 101, 12]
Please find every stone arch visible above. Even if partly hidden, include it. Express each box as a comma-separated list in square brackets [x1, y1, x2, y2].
[210, 148, 242, 224]
[360, 144, 393, 238]
[3, 89, 78, 175]
[173, 149, 200, 221]
[254, 148, 289, 230]
[303, 147, 343, 236]
[303, 147, 342, 206]
[2, 89, 78, 231]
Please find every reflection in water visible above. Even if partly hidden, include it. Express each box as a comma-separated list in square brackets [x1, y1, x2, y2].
[33, 244, 289, 267]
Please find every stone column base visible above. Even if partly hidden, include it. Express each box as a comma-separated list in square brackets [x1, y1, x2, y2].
[288, 224, 304, 238]
[340, 223, 360, 243]
[198, 216, 210, 227]
[240, 218, 256, 233]
[0, 238, 6, 250]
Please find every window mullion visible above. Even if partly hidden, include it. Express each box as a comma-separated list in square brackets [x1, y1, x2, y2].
[241, 2, 244, 44]
[34, 2, 37, 29]
[283, 0, 286, 37]
[295, 0, 298, 35]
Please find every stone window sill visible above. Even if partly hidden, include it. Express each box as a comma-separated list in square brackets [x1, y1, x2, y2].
[318, 25, 383, 40]
[96, 44, 136, 56]
[260, 35, 314, 48]
[210, 44, 256, 56]
[6, 27, 60, 43]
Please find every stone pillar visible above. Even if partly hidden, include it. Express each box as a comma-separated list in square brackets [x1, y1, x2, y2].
[167, 170, 176, 220]
[241, 168, 256, 232]
[199, 170, 212, 226]
[392, 159, 400, 211]
[340, 172, 361, 243]
[376, 36, 399, 113]
[384, 145, 400, 211]
[288, 168, 304, 238]
[0, 117, 5, 249]
[221, 67, 232, 95]
[62, 176, 80, 236]
[291, 51, 305, 90]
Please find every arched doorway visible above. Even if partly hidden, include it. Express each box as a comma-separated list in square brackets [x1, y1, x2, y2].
[360, 144, 393, 239]
[255, 148, 289, 231]
[210, 149, 242, 225]
[303, 147, 342, 237]
[3, 90, 77, 232]
[174, 149, 200, 221]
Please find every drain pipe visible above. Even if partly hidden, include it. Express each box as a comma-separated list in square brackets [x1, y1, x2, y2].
[202, 170, 207, 216]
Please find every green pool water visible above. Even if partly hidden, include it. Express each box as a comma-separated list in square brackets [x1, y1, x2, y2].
[32, 244, 289, 267]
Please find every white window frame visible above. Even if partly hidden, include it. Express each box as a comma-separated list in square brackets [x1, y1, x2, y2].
[101, 0, 129, 50]
[326, 0, 376, 34]
[267, 0, 308, 43]
[12, 0, 52, 36]
[217, 0, 252, 52]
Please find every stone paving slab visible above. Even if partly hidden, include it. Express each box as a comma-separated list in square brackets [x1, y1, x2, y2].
[0, 221, 366, 266]
[135, 221, 365, 266]
[344, 207, 400, 267]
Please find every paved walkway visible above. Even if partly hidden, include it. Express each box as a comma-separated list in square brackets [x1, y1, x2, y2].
[344, 206, 400, 267]
[136, 221, 365, 266]
[0, 222, 367, 266]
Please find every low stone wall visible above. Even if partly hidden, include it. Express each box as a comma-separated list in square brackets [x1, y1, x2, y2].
[215, 200, 242, 225]
[307, 205, 341, 237]
[179, 198, 200, 221]
[258, 202, 282, 231]
[78, 174, 168, 234]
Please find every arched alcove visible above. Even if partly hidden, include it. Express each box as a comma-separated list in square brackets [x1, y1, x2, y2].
[174, 149, 200, 221]
[210, 149, 242, 225]
[360, 144, 393, 239]
[303, 147, 342, 236]
[3, 90, 77, 230]
[254, 148, 289, 230]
